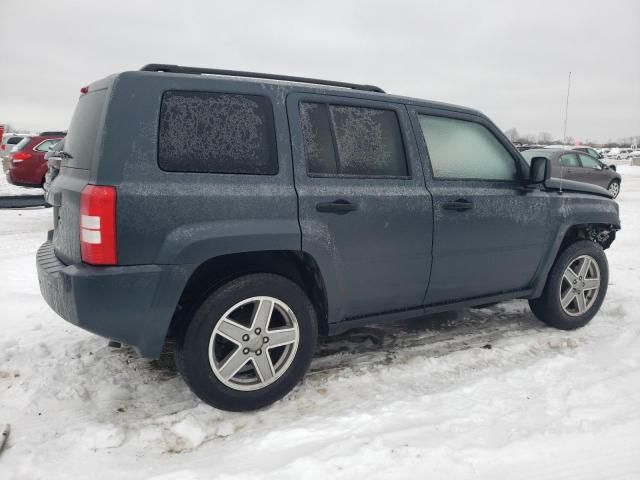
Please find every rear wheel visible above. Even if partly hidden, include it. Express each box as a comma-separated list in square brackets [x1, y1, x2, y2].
[529, 240, 608, 330]
[175, 273, 318, 411]
[607, 180, 620, 198]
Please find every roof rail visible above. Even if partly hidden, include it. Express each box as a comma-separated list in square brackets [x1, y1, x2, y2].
[140, 64, 385, 94]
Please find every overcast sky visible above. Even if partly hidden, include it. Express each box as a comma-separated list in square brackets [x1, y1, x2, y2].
[1, 0, 638, 142]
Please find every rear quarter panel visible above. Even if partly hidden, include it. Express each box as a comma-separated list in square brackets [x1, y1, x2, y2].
[99, 72, 300, 266]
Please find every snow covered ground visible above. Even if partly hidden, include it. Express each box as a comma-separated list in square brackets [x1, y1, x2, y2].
[1, 168, 639, 479]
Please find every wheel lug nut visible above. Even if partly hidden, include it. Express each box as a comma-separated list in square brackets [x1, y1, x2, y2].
[242, 334, 250, 342]
[256, 349, 262, 356]
[263, 337, 269, 343]
[254, 328, 261, 335]
[242, 347, 250, 355]
[573, 280, 577, 284]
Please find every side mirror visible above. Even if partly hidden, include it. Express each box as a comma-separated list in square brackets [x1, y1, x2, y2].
[609, 164, 617, 172]
[529, 156, 550, 184]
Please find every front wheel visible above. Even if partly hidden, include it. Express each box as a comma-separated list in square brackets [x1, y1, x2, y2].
[607, 180, 620, 198]
[175, 273, 318, 411]
[529, 240, 608, 330]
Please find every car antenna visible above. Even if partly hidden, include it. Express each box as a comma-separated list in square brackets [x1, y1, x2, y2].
[559, 71, 572, 195]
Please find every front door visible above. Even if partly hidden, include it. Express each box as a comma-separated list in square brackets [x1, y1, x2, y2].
[408, 108, 551, 304]
[574, 152, 609, 189]
[287, 93, 433, 323]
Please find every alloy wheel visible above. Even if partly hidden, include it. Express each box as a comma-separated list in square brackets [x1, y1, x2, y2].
[558, 255, 601, 317]
[208, 296, 300, 391]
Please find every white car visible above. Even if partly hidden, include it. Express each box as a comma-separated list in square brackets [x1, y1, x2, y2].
[605, 148, 620, 158]
[616, 148, 634, 160]
[0, 133, 29, 161]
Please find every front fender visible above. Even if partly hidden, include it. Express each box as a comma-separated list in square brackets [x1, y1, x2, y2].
[531, 193, 620, 297]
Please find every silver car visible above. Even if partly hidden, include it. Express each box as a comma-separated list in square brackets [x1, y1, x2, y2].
[1, 133, 29, 167]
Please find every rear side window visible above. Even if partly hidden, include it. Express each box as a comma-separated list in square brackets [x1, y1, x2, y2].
[7, 136, 24, 145]
[418, 115, 517, 181]
[299, 103, 338, 174]
[300, 102, 408, 177]
[560, 153, 580, 167]
[34, 139, 62, 152]
[158, 91, 277, 175]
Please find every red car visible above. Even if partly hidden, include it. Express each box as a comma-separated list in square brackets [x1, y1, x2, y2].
[5, 134, 65, 188]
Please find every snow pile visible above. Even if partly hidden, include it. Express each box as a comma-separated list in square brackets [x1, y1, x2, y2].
[0, 168, 639, 479]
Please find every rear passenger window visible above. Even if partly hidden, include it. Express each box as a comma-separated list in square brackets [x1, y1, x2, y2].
[300, 102, 408, 177]
[158, 91, 277, 175]
[418, 115, 517, 181]
[35, 139, 61, 152]
[299, 103, 338, 175]
[560, 153, 580, 167]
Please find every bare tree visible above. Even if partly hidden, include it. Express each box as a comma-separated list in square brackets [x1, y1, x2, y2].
[538, 132, 553, 144]
[504, 128, 519, 142]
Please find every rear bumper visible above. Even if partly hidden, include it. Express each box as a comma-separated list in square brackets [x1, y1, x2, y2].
[5, 172, 41, 188]
[37, 238, 190, 357]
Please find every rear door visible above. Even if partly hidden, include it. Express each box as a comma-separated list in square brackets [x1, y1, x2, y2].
[287, 93, 433, 323]
[409, 107, 550, 304]
[559, 151, 580, 181]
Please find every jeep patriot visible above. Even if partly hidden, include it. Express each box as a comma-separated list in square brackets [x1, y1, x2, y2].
[37, 64, 620, 411]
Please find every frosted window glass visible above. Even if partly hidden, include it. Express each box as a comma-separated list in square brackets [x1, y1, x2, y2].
[418, 115, 517, 181]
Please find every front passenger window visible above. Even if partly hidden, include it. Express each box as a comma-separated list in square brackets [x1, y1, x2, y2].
[578, 154, 600, 168]
[418, 115, 517, 181]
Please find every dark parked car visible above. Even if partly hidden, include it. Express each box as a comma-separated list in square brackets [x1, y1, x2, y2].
[5, 134, 65, 187]
[517, 144, 545, 152]
[38, 64, 620, 411]
[522, 148, 621, 198]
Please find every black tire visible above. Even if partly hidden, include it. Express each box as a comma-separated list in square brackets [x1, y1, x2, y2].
[529, 240, 608, 330]
[607, 179, 620, 199]
[175, 273, 318, 411]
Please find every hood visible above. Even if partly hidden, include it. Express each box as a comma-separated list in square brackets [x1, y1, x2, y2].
[545, 178, 612, 198]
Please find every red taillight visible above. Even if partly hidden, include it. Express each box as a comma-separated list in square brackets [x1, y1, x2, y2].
[11, 152, 32, 163]
[1, 144, 5, 151]
[80, 86, 89, 95]
[80, 185, 117, 265]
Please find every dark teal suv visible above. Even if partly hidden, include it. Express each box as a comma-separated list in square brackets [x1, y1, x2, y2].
[38, 64, 620, 411]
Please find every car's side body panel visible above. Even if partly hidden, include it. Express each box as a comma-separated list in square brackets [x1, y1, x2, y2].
[37, 70, 622, 359]
[406, 106, 552, 305]
[286, 92, 433, 324]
